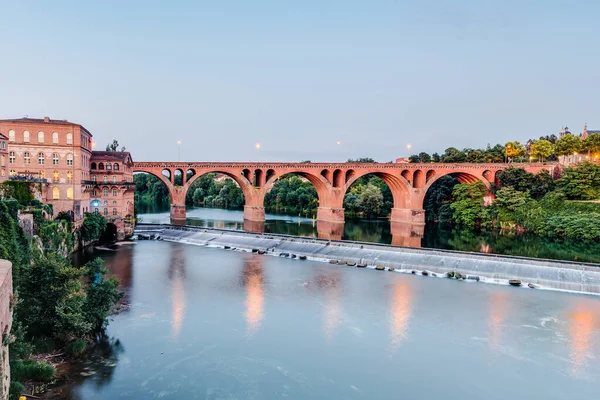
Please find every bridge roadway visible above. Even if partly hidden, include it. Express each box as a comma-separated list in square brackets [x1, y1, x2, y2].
[132, 161, 557, 237]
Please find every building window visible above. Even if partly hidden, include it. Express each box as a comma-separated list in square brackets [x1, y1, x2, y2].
[1, 169, 4, 177]
[66, 153, 73, 166]
[67, 171, 73, 183]
[112, 176, 117, 183]
[38, 152, 45, 165]
[112, 188, 117, 196]
[24, 152, 30, 164]
[23, 131, 30, 142]
[99, 163, 104, 170]
[94, 207, 99, 214]
[8, 130, 15, 142]
[9, 170, 16, 176]
[0, 141, 5, 150]
[9, 152, 15, 164]
[52, 132, 59, 144]
[53, 170, 59, 182]
[113, 200, 117, 206]
[106, 163, 112, 170]
[67, 187, 73, 199]
[52, 153, 59, 165]
[104, 176, 108, 183]
[91, 162, 97, 170]
[66, 133, 73, 144]
[38, 131, 44, 143]
[103, 200, 108, 206]
[114, 163, 119, 170]
[92, 176, 96, 182]
[103, 208, 108, 216]
[112, 208, 117, 216]
[39, 170, 45, 179]
[53, 187, 60, 199]
[103, 188, 108, 196]
[92, 190, 97, 197]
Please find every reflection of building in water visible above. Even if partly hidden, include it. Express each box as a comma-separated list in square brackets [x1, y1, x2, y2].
[389, 279, 413, 347]
[241, 256, 265, 336]
[569, 305, 598, 376]
[311, 272, 342, 341]
[244, 219, 265, 233]
[488, 292, 507, 351]
[107, 247, 134, 307]
[169, 244, 186, 339]
[390, 222, 422, 248]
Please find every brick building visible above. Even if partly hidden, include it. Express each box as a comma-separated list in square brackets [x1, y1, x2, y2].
[0, 117, 135, 238]
[0, 133, 7, 183]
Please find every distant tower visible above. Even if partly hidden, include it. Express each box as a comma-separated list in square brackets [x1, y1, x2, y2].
[582, 123, 589, 139]
[559, 126, 571, 137]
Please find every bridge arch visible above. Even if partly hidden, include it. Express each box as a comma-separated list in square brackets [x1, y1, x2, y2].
[345, 171, 412, 211]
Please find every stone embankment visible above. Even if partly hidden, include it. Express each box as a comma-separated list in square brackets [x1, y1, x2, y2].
[0, 260, 12, 400]
[135, 224, 600, 295]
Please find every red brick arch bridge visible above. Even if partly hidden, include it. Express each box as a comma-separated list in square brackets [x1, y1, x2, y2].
[133, 161, 557, 240]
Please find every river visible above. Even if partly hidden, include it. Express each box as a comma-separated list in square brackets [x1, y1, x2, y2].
[137, 206, 600, 263]
[56, 239, 600, 399]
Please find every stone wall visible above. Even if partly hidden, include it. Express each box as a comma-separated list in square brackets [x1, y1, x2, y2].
[0, 260, 13, 400]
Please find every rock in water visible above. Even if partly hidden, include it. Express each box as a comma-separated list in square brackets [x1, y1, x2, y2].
[509, 279, 522, 286]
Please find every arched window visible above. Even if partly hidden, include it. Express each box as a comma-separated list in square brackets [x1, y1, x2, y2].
[0, 141, 5, 150]
[112, 200, 117, 206]
[9, 152, 15, 164]
[38, 131, 44, 143]
[67, 187, 73, 199]
[106, 163, 112, 170]
[53, 170, 59, 182]
[112, 208, 117, 216]
[67, 171, 73, 182]
[94, 208, 99, 213]
[66, 153, 73, 166]
[112, 188, 117, 196]
[112, 176, 117, 183]
[103, 208, 108, 216]
[103, 188, 108, 196]
[8, 130, 15, 142]
[53, 187, 60, 199]
[23, 152, 30, 164]
[66, 132, 73, 144]
[9, 170, 16, 176]
[91, 162, 97, 170]
[52, 132, 59, 144]
[113, 163, 119, 170]
[23, 131, 30, 142]
[38, 153, 45, 165]
[39, 170, 45, 179]
[99, 163, 104, 170]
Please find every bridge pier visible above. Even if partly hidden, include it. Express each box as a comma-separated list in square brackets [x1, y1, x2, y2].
[389, 208, 425, 225]
[244, 205, 265, 222]
[170, 204, 186, 223]
[316, 207, 345, 223]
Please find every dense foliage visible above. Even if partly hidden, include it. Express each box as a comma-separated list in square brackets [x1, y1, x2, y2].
[80, 212, 108, 242]
[0, 194, 121, 397]
[186, 173, 245, 209]
[446, 163, 600, 241]
[264, 175, 318, 215]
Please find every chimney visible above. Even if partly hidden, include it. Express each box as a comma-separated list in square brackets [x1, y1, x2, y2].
[43, 116, 50, 122]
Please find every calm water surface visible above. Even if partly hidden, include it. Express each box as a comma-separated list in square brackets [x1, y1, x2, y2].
[60, 240, 600, 399]
[138, 206, 600, 263]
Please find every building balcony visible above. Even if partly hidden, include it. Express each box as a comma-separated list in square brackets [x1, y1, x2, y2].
[9, 175, 48, 183]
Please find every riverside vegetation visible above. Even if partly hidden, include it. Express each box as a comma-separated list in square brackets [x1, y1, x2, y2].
[0, 182, 122, 399]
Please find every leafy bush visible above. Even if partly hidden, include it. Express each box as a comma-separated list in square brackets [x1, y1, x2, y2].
[66, 339, 87, 356]
[80, 212, 107, 242]
[9, 381, 25, 400]
[11, 359, 56, 382]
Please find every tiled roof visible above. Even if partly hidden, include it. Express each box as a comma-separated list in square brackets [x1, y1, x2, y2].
[587, 130, 600, 135]
[91, 151, 133, 163]
[0, 117, 92, 135]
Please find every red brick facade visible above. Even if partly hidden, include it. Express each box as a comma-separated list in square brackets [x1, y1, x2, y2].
[0, 133, 7, 183]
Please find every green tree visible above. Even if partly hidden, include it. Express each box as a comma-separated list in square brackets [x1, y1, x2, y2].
[82, 259, 123, 331]
[530, 139, 554, 161]
[554, 134, 583, 159]
[418, 152, 431, 163]
[558, 162, 600, 200]
[441, 147, 466, 163]
[450, 182, 487, 228]
[347, 158, 376, 163]
[80, 212, 107, 242]
[431, 153, 441, 163]
[105, 140, 126, 152]
[498, 167, 534, 192]
[584, 133, 600, 157]
[356, 184, 384, 219]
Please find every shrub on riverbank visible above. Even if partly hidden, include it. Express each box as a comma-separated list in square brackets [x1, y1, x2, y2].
[12, 359, 56, 382]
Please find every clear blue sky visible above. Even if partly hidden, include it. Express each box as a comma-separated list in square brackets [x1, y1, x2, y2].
[1, 0, 598, 162]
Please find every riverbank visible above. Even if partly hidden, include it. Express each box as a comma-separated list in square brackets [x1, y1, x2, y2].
[135, 223, 600, 295]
